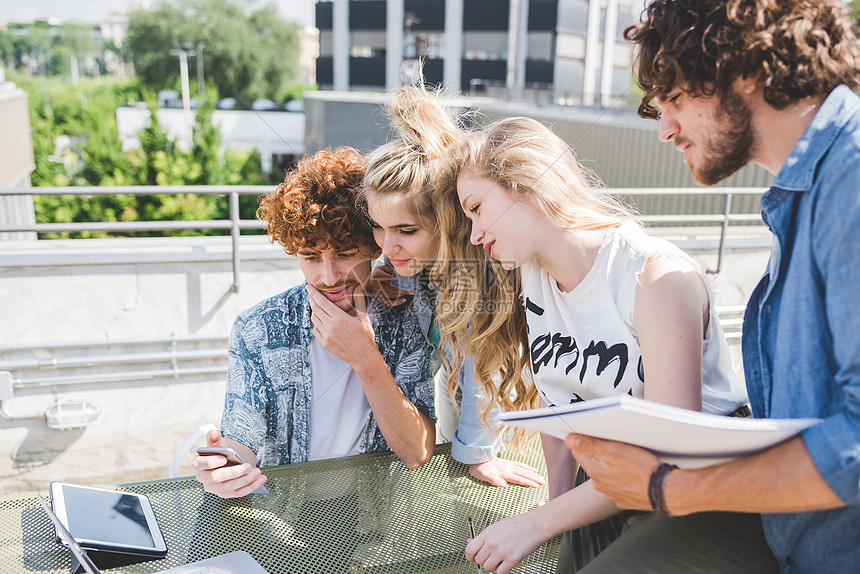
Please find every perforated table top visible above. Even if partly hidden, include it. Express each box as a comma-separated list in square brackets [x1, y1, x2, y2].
[2, 442, 560, 573]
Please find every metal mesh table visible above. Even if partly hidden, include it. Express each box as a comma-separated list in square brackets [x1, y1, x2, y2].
[1, 442, 560, 573]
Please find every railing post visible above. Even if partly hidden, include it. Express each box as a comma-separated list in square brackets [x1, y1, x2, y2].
[711, 191, 732, 274]
[229, 191, 241, 292]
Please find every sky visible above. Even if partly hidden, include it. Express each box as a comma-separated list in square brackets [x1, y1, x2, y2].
[0, 0, 316, 28]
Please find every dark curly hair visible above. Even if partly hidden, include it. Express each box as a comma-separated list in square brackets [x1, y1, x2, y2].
[625, 0, 860, 119]
[257, 147, 375, 255]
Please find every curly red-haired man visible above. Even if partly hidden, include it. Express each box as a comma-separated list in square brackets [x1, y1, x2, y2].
[193, 148, 436, 498]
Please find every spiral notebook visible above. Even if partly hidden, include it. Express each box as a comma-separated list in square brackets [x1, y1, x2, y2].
[498, 395, 821, 468]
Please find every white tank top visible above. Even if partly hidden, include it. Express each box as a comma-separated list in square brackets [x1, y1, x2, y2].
[521, 222, 747, 415]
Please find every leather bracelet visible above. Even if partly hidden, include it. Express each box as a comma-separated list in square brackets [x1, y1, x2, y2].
[648, 462, 678, 518]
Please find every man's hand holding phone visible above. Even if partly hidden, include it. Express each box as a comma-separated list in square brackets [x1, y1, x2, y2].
[192, 430, 269, 498]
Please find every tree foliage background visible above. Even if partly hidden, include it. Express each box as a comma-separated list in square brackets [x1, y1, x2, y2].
[853, 0, 860, 36]
[126, 0, 300, 104]
[0, 21, 102, 77]
[3, 0, 306, 238]
[18, 74, 273, 239]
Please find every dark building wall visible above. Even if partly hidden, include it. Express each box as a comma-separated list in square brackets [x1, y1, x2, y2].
[525, 60, 554, 84]
[463, 0, 509, 30]
[316, 2, 333, 29]
[349, 0, 387, 29]
[404, 0, 446, 30]
[529, 0, 558, 31]
[422, 58, 445, 87]
[462, 59, 507, 90]
[317, 56, 334, 86]
[350, 57, 386, 87]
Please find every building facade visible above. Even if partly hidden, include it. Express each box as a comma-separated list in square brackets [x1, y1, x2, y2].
[315, 0, 639, 105]
[0, 69, 36, 241]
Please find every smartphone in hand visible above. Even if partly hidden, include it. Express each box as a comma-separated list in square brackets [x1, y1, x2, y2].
[196, 446, 269, 495]
[196, 446, 246, 467]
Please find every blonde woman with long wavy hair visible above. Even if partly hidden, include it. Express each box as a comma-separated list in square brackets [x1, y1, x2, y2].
[340, 85, 545, 488]
[433, 117, 775, 573]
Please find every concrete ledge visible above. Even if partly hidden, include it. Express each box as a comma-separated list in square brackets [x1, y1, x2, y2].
[0, 235, 299, 268]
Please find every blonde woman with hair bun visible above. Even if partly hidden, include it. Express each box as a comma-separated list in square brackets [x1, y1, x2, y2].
[355, 85, 545, 488]
[433, 117, 775, 573]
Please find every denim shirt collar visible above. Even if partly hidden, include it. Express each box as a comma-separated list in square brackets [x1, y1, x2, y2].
[772, 85, 860, 193]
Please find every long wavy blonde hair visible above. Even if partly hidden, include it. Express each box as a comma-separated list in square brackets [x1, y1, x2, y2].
[360, 86, 536, 444]
[433, 116, 638, 430]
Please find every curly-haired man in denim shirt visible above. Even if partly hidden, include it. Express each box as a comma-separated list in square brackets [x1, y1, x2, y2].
[567, 1, 860, 572]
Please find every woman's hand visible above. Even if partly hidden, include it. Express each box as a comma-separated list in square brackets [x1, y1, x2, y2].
[466, 513, 548, 574]
[469, 457, 546, 488]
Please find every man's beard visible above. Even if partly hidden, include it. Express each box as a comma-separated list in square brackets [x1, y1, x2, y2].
[693, 90, 757, 186]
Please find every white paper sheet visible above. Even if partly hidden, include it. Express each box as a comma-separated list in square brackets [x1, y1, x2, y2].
[498, 395, 821, 468]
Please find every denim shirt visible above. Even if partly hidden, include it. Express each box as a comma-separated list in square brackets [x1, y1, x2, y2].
[221, 283, 435, 466]
[741, 86, 860, 572]
[391, 266, 500, 464]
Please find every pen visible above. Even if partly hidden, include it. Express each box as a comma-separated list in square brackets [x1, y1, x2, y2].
[467, 516, 484, 574]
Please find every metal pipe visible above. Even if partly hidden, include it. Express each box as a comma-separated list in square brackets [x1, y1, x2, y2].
[0, 334, 227, 352]
[230, 190, 241, 293]
[11, 366, 228, 388]
[605, 187, 765, 197]
[0, 349, 226, 371]
[0, 403, 46, 421]
[0, 186, 270, 196]
[0, 220, 261, 234]
[0, 214, 762, 235]
[709, 191, 733, 273]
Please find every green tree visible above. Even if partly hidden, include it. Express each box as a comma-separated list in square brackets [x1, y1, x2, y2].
[0, 30, 15, 69]
[135, 98, 173, 186]
[20, 74, 273, 238]
[126, 0, 299, 103]
[852, 0, 860, 36]
[29, 113, 70, 187]
[190, 92, 226, 184]
[59, 23, 96, 79]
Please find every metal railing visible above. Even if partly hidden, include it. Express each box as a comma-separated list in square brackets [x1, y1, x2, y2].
[0, 185, 273, 292]
[0, 305, 747, 396]
[0, 334, 229, 389]
[0, 185, 767, 280]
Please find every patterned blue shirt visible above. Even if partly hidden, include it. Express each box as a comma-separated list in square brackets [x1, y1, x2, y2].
[742, 86, 860, 572]
[221, 283, 436, 467]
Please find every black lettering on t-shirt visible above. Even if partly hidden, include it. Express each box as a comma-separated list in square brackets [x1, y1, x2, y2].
[525, 297, 545, 316]
[579, 341, 629, 388]
[530, 332, 580, 375]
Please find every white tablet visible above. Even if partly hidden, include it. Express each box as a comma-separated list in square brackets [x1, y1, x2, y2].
[49, 482, 168, 558]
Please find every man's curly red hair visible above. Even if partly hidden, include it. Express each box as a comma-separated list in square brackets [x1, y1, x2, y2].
[257, 147, 375, 255]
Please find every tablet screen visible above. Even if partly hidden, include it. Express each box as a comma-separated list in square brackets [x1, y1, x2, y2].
[58, 485, 156, 549]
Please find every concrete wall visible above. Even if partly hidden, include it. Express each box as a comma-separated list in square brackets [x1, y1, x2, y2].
[304, 91, 393, 154]
[0, 235, 304, 343]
